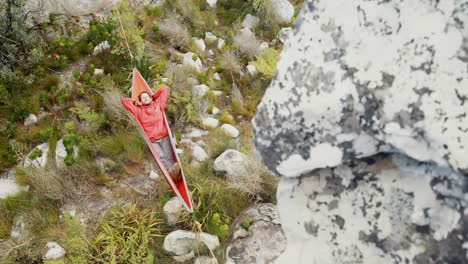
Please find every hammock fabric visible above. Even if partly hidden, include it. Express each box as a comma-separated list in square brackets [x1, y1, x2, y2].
[124, 68, 193, 212]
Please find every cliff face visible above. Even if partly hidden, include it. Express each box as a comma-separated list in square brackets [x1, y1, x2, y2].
[253, 0, 468, 263]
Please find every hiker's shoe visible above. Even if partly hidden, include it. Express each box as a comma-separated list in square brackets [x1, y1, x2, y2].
[173, 163, 181, 182]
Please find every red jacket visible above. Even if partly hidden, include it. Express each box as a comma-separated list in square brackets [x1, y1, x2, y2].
[121, 87, 169, 141]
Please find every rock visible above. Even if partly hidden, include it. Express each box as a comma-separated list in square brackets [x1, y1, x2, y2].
[208, 50, 215, 56]
[192, 37, 206, 52]
[246, 64, 257, 76]
[93, 40, 110, 55]
[278, 27, 292, 43]
[149, 170, 159, 179]
[185, 127, 210, 139]
[192, 84, 210, 97]
[0, 178, 23, 199]
[43, 242, 66, 260]
[94, 68, 104, 75]
[163, 197, 185, 225]
[176, 148, 183, 155]
[55, 138, 77, 168]
[269, 0, 294, 24]
[221, 124, 239, 138]
[242, 14, 259, 29]
[240, 27, 255, 39]
[253, 1, 468, 263]
[217, 38, 225, 50]
[213, 90, 223, 96]
[10, 215, 27, 239]
[213, 72, 221, 81]
[163, 230, 220, 256]
[260, 42, 269, 50]
[202, 117, 219, 128]
[192, 145, 208, 162]
[213, 149, 247, 176]
[24, 143, 49, 168]
[226, 203, 286, 264]
[205, 32, 218, 44]
[183, 52, 203, 72]
[161, 77, 169, 83]
[206, 0, 217, 9]
[194, 256, 217, 264]
[24, 114, 38, 126]
[211, 107, 220, 115]
[96, 157, 116, 173]
[173, 250, 195, 262]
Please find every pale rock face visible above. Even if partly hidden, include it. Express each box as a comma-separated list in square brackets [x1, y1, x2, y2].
[163, 230, 220, 256]
[202, 117, 219, 128]
[246, 64, 258, 76]
[213, 149, 247, 176]
[278, 27, 292, 43]
[163, 197, 185, 225]
[24, 114, 38, 126]
[242, 14, 260, 29]
[253, 0, 468, 263]
[211, 107, 220, 115]
[0, 178, 23, 199]
[24, 143, 49, 168]
[93, 41, 110, 55]
[217, 38, 225, 50]
[192, 84, 210, 97]
[192, 37, 206, 52]
[192, 145, 208, 162]
[205, 32, 218, 44]
[55, 138, 77, 168]
[225, 203, 286, 264]
[43, 242, 66, 260]
[206, 0, 217, 9]
[183, 52, 203, 72]
[194, 256, 217, 264]
[221, 124, 239, 138]
[269, 0, 295, 24]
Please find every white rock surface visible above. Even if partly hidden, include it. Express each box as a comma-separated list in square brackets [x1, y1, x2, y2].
[211, 107, 220, 115]
[24, 114, 38, 126]
[208, 50, 215, 56]
[260, 42, 269, 50]
[24, 143, 49, 168]
[94, 68, 104, 75]
[194, 256, 217, 264]
[217, 38, 225, 50]
[93, 40, 110, 55]
[242, 14, 259, 29]
[163, 197, 185, 225]
[149, 170, 159, 179]
[213, 90, 223, 96]
[221, 124, 239, 138]
[205, 32, 218, 44]
[163, 230, 220, 256]
[192, 84, 210, 97]
[240, 27, 255, 39]
[0, 178, 23, 199]
[183, 52, 203, 72]
[206, 0, 217, 9]
[269, 0, 295, 24]
[192, 145, 208, 162]
[55, 138, 77, 168]
[213, 72, 221, 81]
[202, 117, 219, 128]
[246, 64, 258, 76]
[278, 27, 292, 43]
[43, 242, 66, 260]
[192, 37, 206, 52]
[213, 149, 247, 176]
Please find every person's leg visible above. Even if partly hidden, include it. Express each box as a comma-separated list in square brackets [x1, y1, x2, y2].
[152, 138, 174, 171]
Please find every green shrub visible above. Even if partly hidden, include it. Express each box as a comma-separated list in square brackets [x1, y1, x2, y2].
[251, 48, 280, 81]
[28, 147, 43, 160]
[90, 204, 162, 263]
[59, 212, 89, 264]
[152, 24, 160, 41]
[241, 218, 251, 228]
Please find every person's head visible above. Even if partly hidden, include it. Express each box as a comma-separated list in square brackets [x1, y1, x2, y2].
[139, 91, 152, 105]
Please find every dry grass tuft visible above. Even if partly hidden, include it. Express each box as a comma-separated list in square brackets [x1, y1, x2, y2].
[158, 15, 191, 49]
[233, 30, 262, 59]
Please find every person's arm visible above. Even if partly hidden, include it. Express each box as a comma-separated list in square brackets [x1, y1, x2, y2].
[121, 98, 139, 115]
[152, 86, 169, 110]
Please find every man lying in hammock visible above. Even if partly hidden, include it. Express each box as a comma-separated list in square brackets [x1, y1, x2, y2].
[121, 87, 182, 182]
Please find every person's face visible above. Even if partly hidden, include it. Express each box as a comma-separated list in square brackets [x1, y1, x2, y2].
[140, 93, 151, 105]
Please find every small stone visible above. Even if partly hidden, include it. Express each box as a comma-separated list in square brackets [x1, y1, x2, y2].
[213, 149, 247, 176]
[94, 68, 104, 75]
[217, 38, 225, 50]
[149, 170, 159, 179]
[194, 256, 217, 264]
[161, 77, 169, 83]
[205, 32, 218, 44]
[279, 27, 292, 43]
[242, 14, 260, 29]
[221, 124, 239, 138]
[192, 37, 206, 52]
[163, 197, 185, 225]
[212, 107, 220, 115]
[213, 73, 221, 81]
[176, 148, 184, 155]
[246, 64, 258, 76]
[24, 114, 37, 126]
[193, 145, 208, 162]
[192, 84, 210, 97]
[260, 42, 269, 50]
[44, 242, 66, 260]
[203, 117, 219, 128]
[183, 52, 203, 72]
[213, 90, 223, 96]
[93, 40, 110, 55]
[206, 0, 217, 9]
[208, 50, 215, 56]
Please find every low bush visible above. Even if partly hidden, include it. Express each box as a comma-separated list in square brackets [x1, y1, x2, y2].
[158, 16, 191, 49]
[251, 48, 280, 81]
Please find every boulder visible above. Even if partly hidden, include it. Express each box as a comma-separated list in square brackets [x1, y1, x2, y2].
[213, 149, 247, 176]
[221, 124, 239, 138]
[205, 32, 218, 44]
[242, 14, 259, 29]
[163, 197, 185, 225]
[24, 143, 49, 168]
[93, 41, 110, 55]
[183, 52, 203, 72]
[246, 64, 257, 76]
[43, 242, 66, 260]
[269, 0, 294, 24]
[192, 145, 208, 162]
[192, 37, 206, 52]
[163, 230, 220, 256]
[192, 84, 210, 97]
[225, 204, 286, 264]
[253, 0, 468, 263]
[202, 117, 219, 128]
[206, 0, 217, 9]
[24, 114, 38, 126]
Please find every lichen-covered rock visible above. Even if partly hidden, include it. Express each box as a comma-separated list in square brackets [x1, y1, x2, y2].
[225, 203, 286, 264]
[253, 0, 468, 177]
[277, 154, 468, 264]
[24, 143, 49, 168]
[213, 149, 247, 176]
[163, 197, 185, 225]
